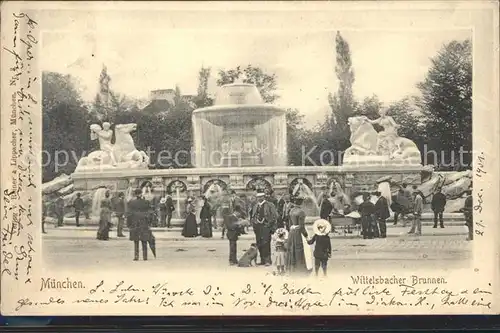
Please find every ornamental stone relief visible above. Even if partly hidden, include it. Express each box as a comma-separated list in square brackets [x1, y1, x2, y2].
[274, 173, 288, 186]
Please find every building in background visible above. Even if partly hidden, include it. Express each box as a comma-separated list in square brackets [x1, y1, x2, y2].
[142, 89, 197, 114]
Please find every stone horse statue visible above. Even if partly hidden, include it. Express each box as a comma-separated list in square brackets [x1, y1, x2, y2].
[344, 115, 421, 163]
[344, 116, 379, 157]
[76, 123, 150, 171]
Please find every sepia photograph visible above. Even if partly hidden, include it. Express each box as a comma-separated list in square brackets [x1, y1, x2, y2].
[1, 1, 498, 316]
[40, 28, 474, 273]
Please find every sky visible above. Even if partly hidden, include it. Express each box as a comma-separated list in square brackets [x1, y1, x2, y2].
[42, 26, 470, 127]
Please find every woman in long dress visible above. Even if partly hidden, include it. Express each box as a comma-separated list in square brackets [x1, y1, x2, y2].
[199, 196, 213, 238]
[182, 198, 198, 238]
[286, 197, 313, 275]
[97, 190, 112, 240]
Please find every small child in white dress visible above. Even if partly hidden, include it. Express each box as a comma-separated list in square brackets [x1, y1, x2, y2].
[273, 228, 288, 275]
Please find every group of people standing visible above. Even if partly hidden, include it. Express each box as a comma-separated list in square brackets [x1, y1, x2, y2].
[94, 188, 157, 261]
[180, 195, 214, 238]
[223, 190, 332, 277]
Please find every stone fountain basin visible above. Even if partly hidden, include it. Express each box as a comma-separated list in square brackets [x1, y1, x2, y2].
[193, 104, 285, 127]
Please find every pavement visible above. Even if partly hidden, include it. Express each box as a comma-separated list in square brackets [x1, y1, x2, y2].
[43, 222, 471, 273]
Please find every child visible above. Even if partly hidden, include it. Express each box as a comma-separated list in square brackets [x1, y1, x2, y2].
[273, 228, 288, 275]
[223, 207, 242, 265]
[307, 219, 332, 277]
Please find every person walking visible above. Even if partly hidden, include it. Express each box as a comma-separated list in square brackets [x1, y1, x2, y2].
[409, 190, 424, 236]
[374, 191, 390, 238]
[114, 192, 126, 237]
[73, 193, 84, 227]
[359, 193, 376, 239]
[431, 188, 447, 228]
[127, 189, 152, 261]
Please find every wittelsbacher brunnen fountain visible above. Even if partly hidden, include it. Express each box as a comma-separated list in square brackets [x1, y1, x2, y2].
[192, 82, 287, 168]
[67, 81, 430, 224]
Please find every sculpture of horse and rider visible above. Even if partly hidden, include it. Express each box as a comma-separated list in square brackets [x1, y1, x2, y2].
[75, 122, 150, 171]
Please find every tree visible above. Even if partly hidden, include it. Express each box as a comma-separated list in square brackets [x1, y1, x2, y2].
[90, 65, 112, 121]
[151, 86, 196, 168]
[42, 72, 90, 181]
[42, 71, 84, 112]
[217, 65, 279, 103]
[89, 65, 142, 126]
[417, 39, 472, 166]
[324, 31, 357, 158]
[285, 108, 309, 166]
[195, 66, 213, 108]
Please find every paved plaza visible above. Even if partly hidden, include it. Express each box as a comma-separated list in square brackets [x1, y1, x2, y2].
[42, 222, 472, 273]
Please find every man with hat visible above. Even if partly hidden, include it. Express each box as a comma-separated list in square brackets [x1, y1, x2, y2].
[159, 191, 175, 228]
[374, 191, 390, 238]
[431, 187, 447, 229]
[127, 189, 153, 261]
[359, 192, 376, 239]
[252, 191, 278, 266]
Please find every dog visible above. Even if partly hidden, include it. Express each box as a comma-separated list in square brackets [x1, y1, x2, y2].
[237, 243, 258, 267]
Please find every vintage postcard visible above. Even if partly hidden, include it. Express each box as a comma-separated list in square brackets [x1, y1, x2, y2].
[1, 1, 499, 316]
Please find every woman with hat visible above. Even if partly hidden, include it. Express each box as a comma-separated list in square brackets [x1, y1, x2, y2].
[285, 196, 313, 275]
[182, 197, 198, 238]
[307, 219, 332, 277]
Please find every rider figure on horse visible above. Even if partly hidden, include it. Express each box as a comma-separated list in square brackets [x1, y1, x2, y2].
[91, 122, 118, 166]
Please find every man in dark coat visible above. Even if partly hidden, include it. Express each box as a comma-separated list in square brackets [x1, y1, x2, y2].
[253, 192, 278, 266]
[374, 191, 390, 238]
[73, 193, 84, 227]
[431, 188, 447, 228]
[114, 192, 126, 237]
[127, 189, 152, 261]
[159, 192, 175, 228]
[359, 193, 376, 239]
